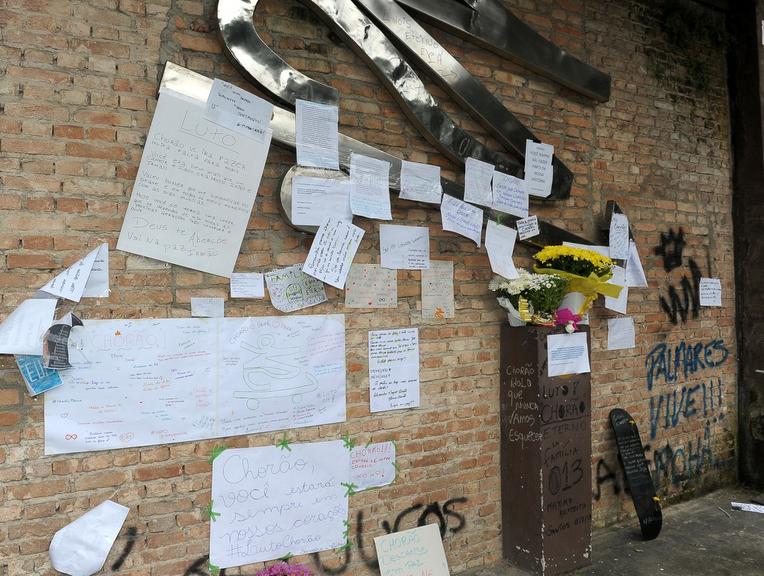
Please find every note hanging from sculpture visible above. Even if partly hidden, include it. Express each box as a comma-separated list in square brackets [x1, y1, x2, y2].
[265, 265, 328, 313]
[205, 78, 273, 142]
[292, 176, 352, 226]
[0, 298, 58, 356]
[625, 241, 648, 288]
[350, 153, 392, 220]
[380, 225, 430, 270]
[369, 328, 420, 413]
[516, 215, 540, 240]
[303, 218, 364, 289]
[609, 213, 630, 260]
[441, 194, 483, 246]
[345, 264, 397, 308]
[117, 91, 271, 277]
[463, 157, 494, 208]
[44, 315, 346, 454]
[350, 441, 396, 491]
[485, 220, 519, 280]
[210, 441, 349, 568]
[492, 171, 528, 218]
[421, 260, 455, 319]
[399, 160, 442, 204]
[604, 266, 628, 314]
[296, 99, 339, 169]
[524, 139, 554, 198]
[375, 523, 450, 576]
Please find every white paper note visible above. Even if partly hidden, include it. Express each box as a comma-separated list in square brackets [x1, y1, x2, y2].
[296, 99, 339, 169]
[117, 92, 271, 277]
[369, 328, 420, 413]
[375, 524, 450, 576]
[210, 441, 349, 568]
[205, 78, 273, 143]
[604, 266, 628, 314]
[265, 265, 328, 313]
[421, 260, 455, 319]
[607, 317, 636, 350]
[191, 297, 225, 318]
[230, 273, 265, 299]
[609, 213, 630, 260]
[492, 171, 528, 218]
[440, 194, 483, 246]
[40, 244, 105, 302]
[399, 160, 442, 204]
[292, 176, 352, 226]
[350, 153, 392, 220]
[731, 502, 764, 514]
[547, 332, 590, 377]
[350, 441, 396, 491]
[303, 218, 365, 289]
[0, 299, 57, 355]
[485, 220, 519, 280]
[49, 500, 129, 576]
[45, 315, 346, 454]
[379, 224, 430, 270]
[345, 264, 397, 308]
[524, 139, 554, 198]
[81, 243, 109, 298]
[699, 278, 722, 307]
[463, 157, 494, 207]
[625, 241, 648, 288]
[516, 215, 540, 241]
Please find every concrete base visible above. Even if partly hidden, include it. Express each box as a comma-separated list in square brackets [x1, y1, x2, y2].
[460, 488, 764, 576]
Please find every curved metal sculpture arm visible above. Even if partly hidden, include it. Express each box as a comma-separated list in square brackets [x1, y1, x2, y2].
[355, 0, 572, 198]
[218, 0, 521, 180]
[159, 61, 590, 249]
[395, 0, 611, 103]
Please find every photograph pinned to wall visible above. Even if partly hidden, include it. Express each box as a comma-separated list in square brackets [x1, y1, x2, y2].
[375, 523, 450, 576]
[295, 99, 339, 169]
[350, 441, 397, 491]
[16, 355, 64, 396]
[516, 215, 540, 241]
[441, 194, 484, 246]
[116, 91, 271, 277]
[604, 266, 628, 314]
[607, 317, 636, 351]
[265, 264, 328, 313]
[547, 332, 590, 377]
[399, 160, 442, 204]
[524, 139, 554, 198]
[303, 217, 365, 289]
[609, 213, 630, 260]
[492, 171, 528, 218]
[369, 328, 420, 413]
[0, 298, 58, 356]
[485, 220, 519, 280]
[205, 78, 273, 142]
[292, 176, 352, 226]
[699, 278, 722, 307]
[421, 260, 455, 319]
[210, 441, 349, 568]
[463, 157, 494, 207]
[230, 273, 265, 299]
[191, 297, 225, 318]
[39, 243, 109, 302]
[345, 264, 397, 309]
[350, 153, 392, 220]
[379, 224, 430, 270]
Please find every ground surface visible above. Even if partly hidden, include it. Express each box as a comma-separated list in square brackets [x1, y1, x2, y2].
[460, 487, 764, 576]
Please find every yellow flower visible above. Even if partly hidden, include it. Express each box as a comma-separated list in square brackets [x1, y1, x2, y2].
[534, 245, 613, 269]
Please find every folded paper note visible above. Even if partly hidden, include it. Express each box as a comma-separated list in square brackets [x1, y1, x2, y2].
[0, 298, 58, 356]
[40, 243, 109, 302]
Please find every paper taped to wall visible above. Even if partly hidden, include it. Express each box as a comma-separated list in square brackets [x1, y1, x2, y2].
[350, 441, 396, 491]
[44, 315, 346, 454]
[40, 243, 109, 302]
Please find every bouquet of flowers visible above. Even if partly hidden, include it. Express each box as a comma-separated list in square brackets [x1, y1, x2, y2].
[489, 269, 569, 326]
[254, 562, 313, 576]
[532, 245, 623, 315]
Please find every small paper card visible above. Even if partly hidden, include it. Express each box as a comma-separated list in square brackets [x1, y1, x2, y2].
[547, 332, 590, 377]
[375, 524, 450, 576]
[230, 273, 265, 299]
[380, 224, 430, 270]
[205, 78, 273, 143]
[607, 317, 636, 350]
[463, 157, 494, 207]
[191, 297, 225, 318]
[516, 215, 540, 240]
[699, 278, 722, 307]
[524, 139, 554, 198]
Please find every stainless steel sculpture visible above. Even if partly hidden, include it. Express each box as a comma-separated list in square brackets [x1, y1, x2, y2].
[160, 61, 592, 249]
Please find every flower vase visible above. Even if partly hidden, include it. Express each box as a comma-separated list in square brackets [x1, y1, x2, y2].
[559, 291, 587, 316]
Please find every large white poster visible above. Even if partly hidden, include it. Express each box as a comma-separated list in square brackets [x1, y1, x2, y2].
[210, 441, 349, 568]
[117, 91, 271, 277]
[44, 315, 346, 454]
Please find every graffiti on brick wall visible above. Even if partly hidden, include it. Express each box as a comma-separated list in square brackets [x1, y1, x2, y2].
[654, 228, 703, 325]
[645, 339, 729, 391]
[106, 498, 467, 575]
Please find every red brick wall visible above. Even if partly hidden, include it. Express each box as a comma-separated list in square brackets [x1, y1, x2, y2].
[0, 0, 735, 574]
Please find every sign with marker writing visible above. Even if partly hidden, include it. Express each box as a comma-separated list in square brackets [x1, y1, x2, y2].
[440, 194, 483, 246]
[205, 78, 273, 143]
[303, 218, 364, 289]
[516, 215, 540, 240]
[369, 328, 420, 413]
[380, 224, 430, 270]
[375, 523, 450, 576]
[492, 171, 528, 218]
[524, 139, 554, 198]
[265, 265, 328, 313]
[699, 278, 722, 307]
[350, 441, 396, 491]
[609, 213, 630, 260]
[210, 441, 350, 568]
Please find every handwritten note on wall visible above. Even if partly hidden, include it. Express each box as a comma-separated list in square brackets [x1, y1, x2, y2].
[524, 139, 554, 198]
[210, 441, 349, 568]
[265, 265, 328, 313]
[350, 153, 392, 220]
[699, 278, 722, 307]
[440, 194, 483, 246]
[463, 157, 494, 207]
[375, 524, 450, 576]
[421, 260, 455, 319]
[296, 99, 339, 169]
[45, 315, 346, 454]
[117, 91, 271, 277]
[205, 78, 273, 142]
[292, 176, 352, 227]
[609, 213, 630, 260]
[380, 225, 430, 270]
[350, 441, 396, 491]
[345, 264, 397, 309]
[400, 160, 442, 204]
[303, 218, 364, 289]
[369, 328, 420, 413]
[492, 171, 528, 218]
[40, 243, 109, 302]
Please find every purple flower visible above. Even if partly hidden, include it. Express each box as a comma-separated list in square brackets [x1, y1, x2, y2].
[254, 562, 313, 576]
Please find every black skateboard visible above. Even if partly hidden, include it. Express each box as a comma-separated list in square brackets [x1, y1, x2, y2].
[609, 408, 662, 540]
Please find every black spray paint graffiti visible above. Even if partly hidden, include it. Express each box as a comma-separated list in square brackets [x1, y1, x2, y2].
[654, 228, 703, 325]
[108, 499, 467, 575]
